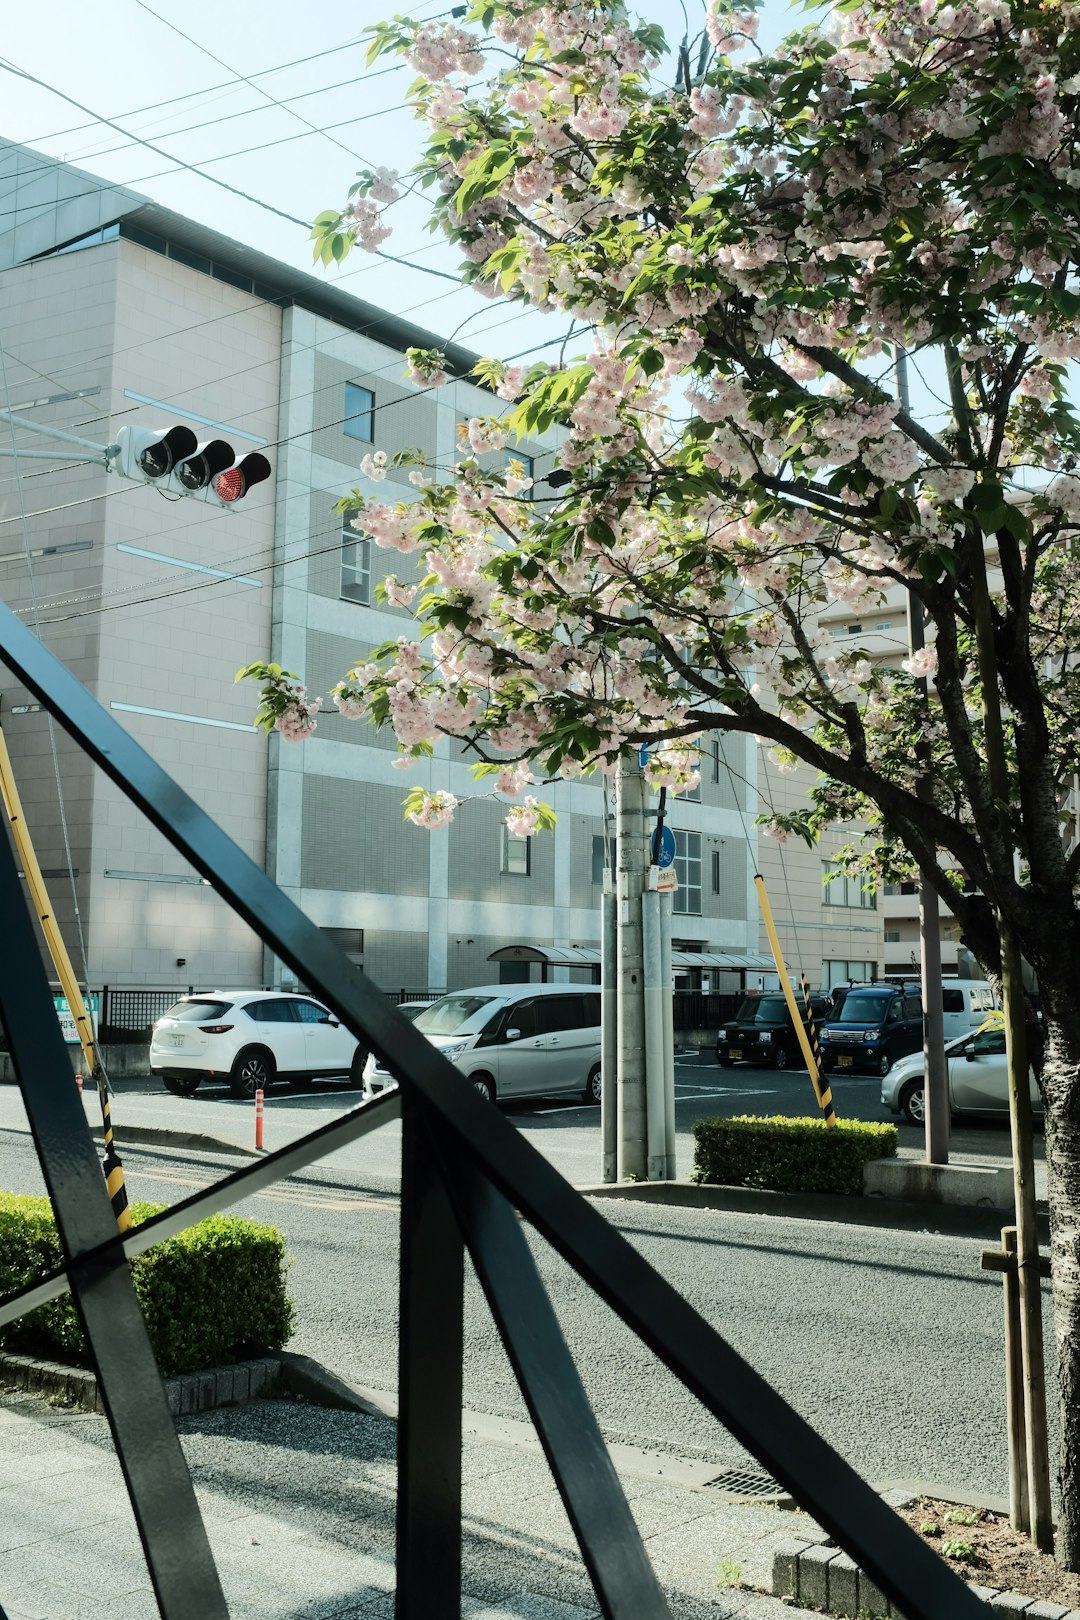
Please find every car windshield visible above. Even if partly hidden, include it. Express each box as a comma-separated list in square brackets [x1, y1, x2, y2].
[161, 999, 232, 1022]
[833, 992, 890, 1025]
[397, 1003, 433, 1023]
[413, 995, 499, 1035]
[736, 996, 788, 1024]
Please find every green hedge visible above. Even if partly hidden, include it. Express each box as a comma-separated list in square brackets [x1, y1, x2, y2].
[692, 1115, 898, 1197]
[0, 1191, 295, 1377]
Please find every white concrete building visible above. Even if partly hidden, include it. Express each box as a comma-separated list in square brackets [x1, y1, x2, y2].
[0, 139, 766, 1006]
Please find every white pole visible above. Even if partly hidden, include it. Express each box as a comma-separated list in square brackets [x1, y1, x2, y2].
[0, 410, 107, 454]
[642, 885, 667, 1180]
[615, 754, 648, 1181]
[600, 889, 617, 1182]
[660, 891, 676, 1178]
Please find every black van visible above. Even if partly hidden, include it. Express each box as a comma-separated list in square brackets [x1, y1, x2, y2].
[716, 991, 833, 1071]
[819, 982, 923, 1076]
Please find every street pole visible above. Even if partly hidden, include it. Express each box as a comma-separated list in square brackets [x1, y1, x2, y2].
[896, 346, 950, 1165]
[615, 754, 649, 1181]
[968, 529, 1053, 1552]
[600, 888, 617, 1183]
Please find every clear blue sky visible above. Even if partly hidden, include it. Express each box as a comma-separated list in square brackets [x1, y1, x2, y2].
[0, 0, 801, 368]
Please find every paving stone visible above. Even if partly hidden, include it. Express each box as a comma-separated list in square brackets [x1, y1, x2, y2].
[858, 1567, 892, 1617]
[990, 1595, 1033, 1613]
[770, 1538, 811, 1600]
[828, 1551, 858, 1614]
[1024, 1603, 1072, 1619]
[797, 1544, 837, 1609]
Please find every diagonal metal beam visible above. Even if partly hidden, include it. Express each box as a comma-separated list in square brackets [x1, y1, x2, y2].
[0, 827, 227, 1620]
[0, 602, 987, 1620]
[0, 1090, 401, 1331]
[432, 1132, 670, 1620]
[396, 1096, 463, 1618]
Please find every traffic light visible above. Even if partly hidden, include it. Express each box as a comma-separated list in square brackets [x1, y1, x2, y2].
[111, 425, 271, 507]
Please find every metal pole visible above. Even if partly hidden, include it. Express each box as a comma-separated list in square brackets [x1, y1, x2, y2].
[660, 892, 676, 1179]
[896, 345, 950, 1165]
[600, 889, 617, 1183]
[615, 754, 648, 1181]
[0, 409, 108, 454]
[642, 886, 667, 1181]
[1002, 1227, 1030, 1534]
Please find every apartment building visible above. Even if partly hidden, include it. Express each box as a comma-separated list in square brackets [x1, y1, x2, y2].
[0, 138, 772, 999]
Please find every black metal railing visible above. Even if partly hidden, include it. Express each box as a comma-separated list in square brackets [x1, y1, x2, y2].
[0, 600, 987, 1620]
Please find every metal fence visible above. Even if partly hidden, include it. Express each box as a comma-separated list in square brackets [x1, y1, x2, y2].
[0, 598, 985, 1620]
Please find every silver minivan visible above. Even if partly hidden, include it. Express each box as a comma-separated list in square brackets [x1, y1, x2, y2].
[362, 982, 603, 1106]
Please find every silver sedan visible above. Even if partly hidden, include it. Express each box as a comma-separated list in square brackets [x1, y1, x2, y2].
[882, 1023, 1043, 1125]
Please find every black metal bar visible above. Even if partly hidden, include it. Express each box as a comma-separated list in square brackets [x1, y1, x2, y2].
[0, 1090, 402, 1331]
[0, 604, 987, 1620]
[396, 1095, 463, 1618]
[433, 1137, 670, 1620]
[0, 827, 227, 1620]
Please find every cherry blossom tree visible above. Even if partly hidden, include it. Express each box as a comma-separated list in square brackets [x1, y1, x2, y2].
[242, 0, 1080, 1562]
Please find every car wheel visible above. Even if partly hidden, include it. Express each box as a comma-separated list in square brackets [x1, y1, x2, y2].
[877, 1051, 892, 1078]
[349, 1046, 369, 1087]
[773, 1045, 789, 1071]
[583, 1064, 602, 1106]
[229, 1048, 276, 1099]
[899, 1077, 926, 1125]
[717, 1057, 734, 1069]
[471, 1074, 495, 1103]
[161, 1073, 201, 1098]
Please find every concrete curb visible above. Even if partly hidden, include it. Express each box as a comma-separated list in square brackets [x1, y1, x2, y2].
[0, 1120, 256, 1158]
[772, 1539, 1080, 1617]
[0, 1350, 283, 1417]
[580, 1179, 1052, 1242]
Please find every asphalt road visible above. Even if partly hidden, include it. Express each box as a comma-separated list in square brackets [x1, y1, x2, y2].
[0, 1056, 1053, 1503]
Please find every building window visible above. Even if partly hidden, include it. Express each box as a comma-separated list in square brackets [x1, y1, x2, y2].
[711, 850, 721, 894]
[344, 382, 375, 442]
[823, 860, 877, 910]
[673, 830, 702, 915]
[500, 448, 534, 496]
[592, 834, 609, 885]
[501, 827, 531, 875]
[824, 960, 876, 989]
[884, 929, 901, 944]
[341, 511, 371, 604]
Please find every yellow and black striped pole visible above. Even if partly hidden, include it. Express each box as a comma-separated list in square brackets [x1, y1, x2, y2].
[98, 1084, 131, 1232]
[0, 722, 131, 1231]
[800, 973, 837, 1127]
[754, 873, 838, 1127]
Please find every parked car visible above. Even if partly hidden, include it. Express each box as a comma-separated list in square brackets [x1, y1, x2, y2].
[819, 982, 923, 1077]
[715, 992, 833, 1072]
[150, 991, 367, 1098]
[363, 982, 603, 1105]
[882, 1019, 1042, 1124]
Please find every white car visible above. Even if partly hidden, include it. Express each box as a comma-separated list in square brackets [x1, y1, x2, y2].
[364, 983, 603, 1106]
[882, 1021, 1042, 1125]
[150, 990, 366, 1099]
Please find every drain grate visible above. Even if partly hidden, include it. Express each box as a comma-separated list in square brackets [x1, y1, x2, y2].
[706, 1466, 789, 1500]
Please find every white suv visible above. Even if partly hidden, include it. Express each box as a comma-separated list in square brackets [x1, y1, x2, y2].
[150, 991, 366, 1099]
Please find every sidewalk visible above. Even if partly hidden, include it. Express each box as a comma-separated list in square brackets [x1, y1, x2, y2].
[0, 1385, 833, 1620]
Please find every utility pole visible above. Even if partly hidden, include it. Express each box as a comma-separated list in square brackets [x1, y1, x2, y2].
[895, 348, 949, 1164]
[614, 754, 649, 1180]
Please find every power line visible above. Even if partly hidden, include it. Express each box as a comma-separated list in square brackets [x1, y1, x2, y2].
[132, 0, 380, 166]
[23, 38, 390, 148]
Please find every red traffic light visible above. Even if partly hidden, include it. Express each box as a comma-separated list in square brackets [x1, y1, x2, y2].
[213, 453, 272, 503]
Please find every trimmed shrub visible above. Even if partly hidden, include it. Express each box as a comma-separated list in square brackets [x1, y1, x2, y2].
[692, 1114, 898, 1197]
[0, 1191, 295, 1376]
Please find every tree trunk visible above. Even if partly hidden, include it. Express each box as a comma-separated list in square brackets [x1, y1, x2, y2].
[1024, 946, 1080, 1568]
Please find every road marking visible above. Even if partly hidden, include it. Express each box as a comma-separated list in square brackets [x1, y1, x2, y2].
[128, 1164, 399, 1214]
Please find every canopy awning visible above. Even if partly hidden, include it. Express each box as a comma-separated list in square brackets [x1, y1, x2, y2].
[487, 945, 774, 971]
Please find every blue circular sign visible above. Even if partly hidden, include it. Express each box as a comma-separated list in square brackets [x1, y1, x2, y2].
[654, 825, 677, 868]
